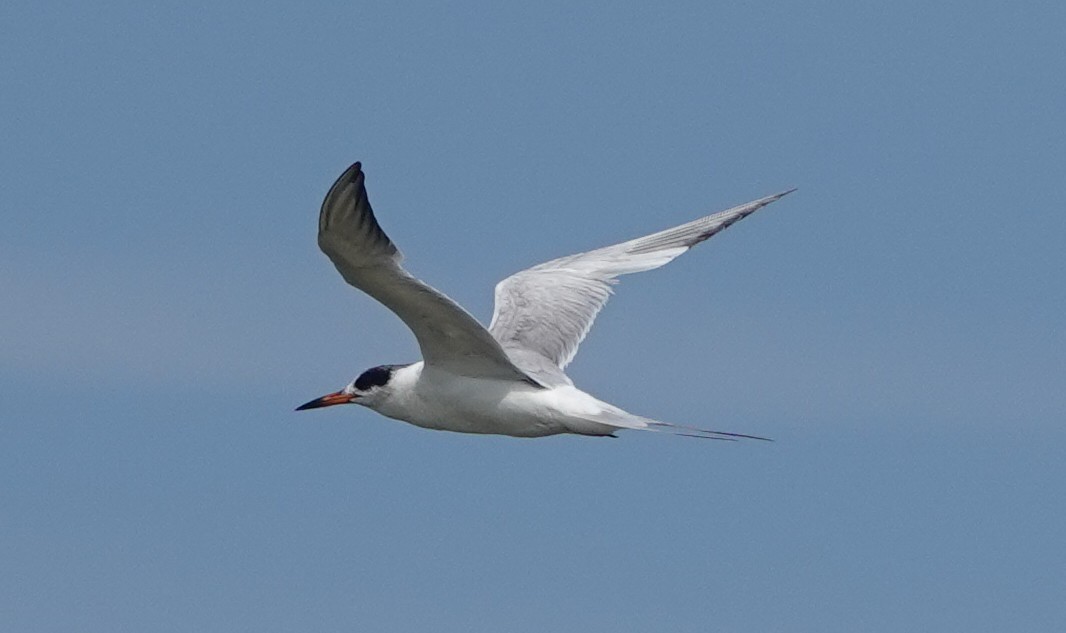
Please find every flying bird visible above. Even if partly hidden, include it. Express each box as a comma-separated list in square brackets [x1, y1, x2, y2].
[297, 162, 793, 440]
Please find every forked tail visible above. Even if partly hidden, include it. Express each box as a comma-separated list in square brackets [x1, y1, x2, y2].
[570, 410, 772, 441]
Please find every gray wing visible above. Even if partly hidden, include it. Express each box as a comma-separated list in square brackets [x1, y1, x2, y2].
[318, 163, 538, 384]
[488, 190, 795, 380]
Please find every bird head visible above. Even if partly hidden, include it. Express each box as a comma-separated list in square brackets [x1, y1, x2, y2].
[295, 364, 399, 412]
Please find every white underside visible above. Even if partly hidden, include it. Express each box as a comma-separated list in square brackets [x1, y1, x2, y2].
[369, 363, 631, 437]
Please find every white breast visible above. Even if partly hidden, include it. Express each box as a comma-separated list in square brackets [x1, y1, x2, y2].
[374, 363, 598, 437]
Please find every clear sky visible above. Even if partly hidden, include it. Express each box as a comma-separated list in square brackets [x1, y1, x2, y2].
[3, 1, 1064, 631]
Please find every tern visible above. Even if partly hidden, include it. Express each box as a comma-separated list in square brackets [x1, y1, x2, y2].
[297, 162, 793, 440]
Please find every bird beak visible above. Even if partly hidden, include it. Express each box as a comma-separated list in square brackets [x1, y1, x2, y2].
[295, 390, 356, 411]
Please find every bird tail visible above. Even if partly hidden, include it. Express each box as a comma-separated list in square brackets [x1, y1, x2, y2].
[569, 409, 772, 441]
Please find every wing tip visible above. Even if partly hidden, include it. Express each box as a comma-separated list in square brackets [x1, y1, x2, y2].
[342, 161, 363, 182]
[759, 187, 797, 206]
[324, 162, 365, 201]
[726, 187, 795, 220]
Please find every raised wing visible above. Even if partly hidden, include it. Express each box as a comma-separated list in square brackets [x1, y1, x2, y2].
[489, 190, 795, 372]
[318, 163, 538, 384]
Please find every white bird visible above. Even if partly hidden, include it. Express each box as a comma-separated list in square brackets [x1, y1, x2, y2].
[297, 162, 793, 440]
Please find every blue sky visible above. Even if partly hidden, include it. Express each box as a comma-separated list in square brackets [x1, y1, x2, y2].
[2, 1, 1064, 631]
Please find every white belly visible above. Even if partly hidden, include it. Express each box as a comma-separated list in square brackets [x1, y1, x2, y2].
[374, 366, 613, 438]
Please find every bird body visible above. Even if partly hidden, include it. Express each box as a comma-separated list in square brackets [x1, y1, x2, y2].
[367, 362, 616, 437]
[297, 162, 793, 440]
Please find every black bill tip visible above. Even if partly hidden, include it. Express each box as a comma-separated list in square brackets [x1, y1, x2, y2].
[295, 391, 352, 411]
[294, 399, 322, 411]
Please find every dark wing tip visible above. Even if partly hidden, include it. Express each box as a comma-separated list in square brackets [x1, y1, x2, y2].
[755, 187, 797, 208]
[317, 160, 402, 263]
[323, 162, 365, 199]
[332, 162, 365, 191]
[319, 162, 366, 232]
[338, 161, 364, 186]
